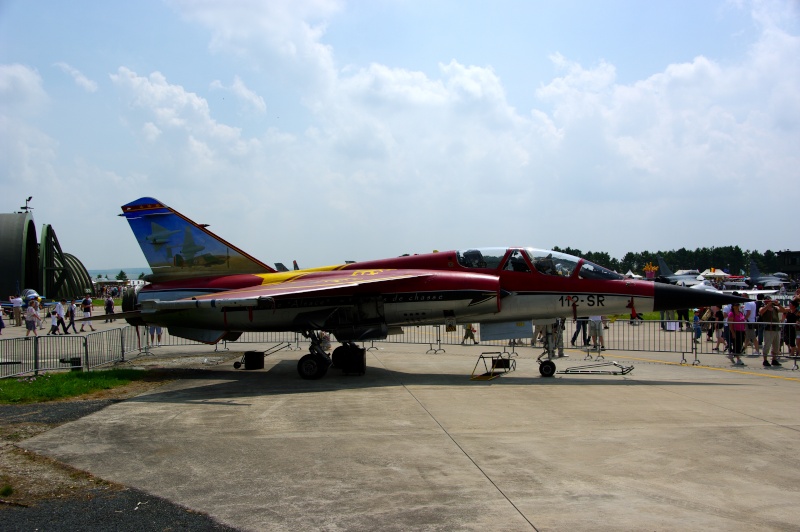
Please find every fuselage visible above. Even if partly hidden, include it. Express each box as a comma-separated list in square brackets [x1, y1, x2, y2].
[133, 247, 725, 342]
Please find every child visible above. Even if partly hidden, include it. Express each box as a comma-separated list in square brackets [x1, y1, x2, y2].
[48, 310, 60, 335]
[692, 309, 702, 343]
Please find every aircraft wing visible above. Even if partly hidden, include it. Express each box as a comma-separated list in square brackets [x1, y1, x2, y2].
[722, 289, 778, 296]
[140, 269, 436, 311]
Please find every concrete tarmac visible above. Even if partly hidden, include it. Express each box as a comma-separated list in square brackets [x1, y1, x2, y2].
[20, 342, 800, 531]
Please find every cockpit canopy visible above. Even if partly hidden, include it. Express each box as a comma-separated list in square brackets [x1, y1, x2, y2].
[456, 247, 623, 281]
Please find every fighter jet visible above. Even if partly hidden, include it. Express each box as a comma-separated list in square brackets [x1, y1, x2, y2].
[115, 197, 748, 380]
[747, 260, 787, 288]
[655, 257, 704, 286]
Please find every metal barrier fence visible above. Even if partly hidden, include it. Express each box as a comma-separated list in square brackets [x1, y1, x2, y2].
[0, 329, 138, 378]
[2, 319, 796, 378]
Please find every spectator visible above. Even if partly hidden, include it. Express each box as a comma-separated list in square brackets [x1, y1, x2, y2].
[721, 303, 732, 354]
[692, 309, 702, 343]
[149, 325, 163, 347]
[758, 296, 783, 367]
[104, 295, 115, 323]
[571, 316, 589, 346]
[47, 310, 60, 335]
[66, 299, 78, 333]
[0, 308, 5, 334]
[588, 315, 605, 350]
[742, 298, 760, 355]
[677, 308, 690, 331]
[711, 306, 726, 352]
[55, 299, 70, 334]
[10, 294, 24, 326]
[784, 299, 798, 358]
[79, 295, 96, 332]
[727, 303, 746, 366]
[461, 323, 478, 345]
[24, 300, 41, 337]
[549, 318, 566, 357]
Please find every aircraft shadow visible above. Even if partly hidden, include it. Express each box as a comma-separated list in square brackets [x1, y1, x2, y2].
[125, 360, 736, 405]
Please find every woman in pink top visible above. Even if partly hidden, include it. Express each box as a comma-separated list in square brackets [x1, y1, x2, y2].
[727, 302, 746, 365]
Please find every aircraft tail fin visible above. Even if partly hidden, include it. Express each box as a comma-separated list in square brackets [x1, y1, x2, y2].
[121, 197, 275, 282]
[293, 260, 300, 271]
[749, 260, 762, 279]
[656, 256, 674, 277]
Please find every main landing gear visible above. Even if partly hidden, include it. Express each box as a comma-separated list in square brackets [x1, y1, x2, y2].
[296, 333, 367, 380]
[331, 342, 367, 376]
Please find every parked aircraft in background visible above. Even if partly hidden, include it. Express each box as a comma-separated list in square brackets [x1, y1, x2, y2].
[274, 261, 300, 272]
[115, 198, 748, 380]
[1, 289, 54, 316]
[747, 261, 787, 288]
[655, 257, 704, 286]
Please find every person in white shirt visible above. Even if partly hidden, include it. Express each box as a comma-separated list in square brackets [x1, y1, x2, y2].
[742, 299, 760, 355]
[55, 299, 70, 334]
[588, 315, 605, 350]
[10, 295, 23, 326]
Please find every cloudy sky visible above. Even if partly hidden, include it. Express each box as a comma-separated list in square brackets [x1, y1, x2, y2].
[1, 0, 798, 270]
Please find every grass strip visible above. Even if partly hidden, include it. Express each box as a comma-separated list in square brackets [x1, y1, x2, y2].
[0, 369, 148, 404]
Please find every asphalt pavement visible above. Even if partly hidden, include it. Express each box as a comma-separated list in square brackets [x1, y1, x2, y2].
[11, 337, 800, 531]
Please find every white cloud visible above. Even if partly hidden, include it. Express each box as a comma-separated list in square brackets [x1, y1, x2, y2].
[0, 63, 48, 114]
[170, 0, 341, 89]
[146, 1, 795, 260]
[142, 122, 161, 142]
[210, 76, 266, 112]
[53, 62, 98, 92]
[110, 67, 245, 145]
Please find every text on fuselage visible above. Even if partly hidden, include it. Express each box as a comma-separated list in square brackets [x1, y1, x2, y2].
[558, 295, 605, 307]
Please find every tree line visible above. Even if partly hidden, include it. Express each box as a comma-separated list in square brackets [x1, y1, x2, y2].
[551, 246, 785, 276]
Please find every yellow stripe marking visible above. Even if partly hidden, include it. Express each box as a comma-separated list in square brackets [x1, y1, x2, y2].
[605, 353, 800, 382]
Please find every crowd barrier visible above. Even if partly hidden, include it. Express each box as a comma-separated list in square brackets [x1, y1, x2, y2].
[2, 319, 797, 379]
[0, 328, 138, 379]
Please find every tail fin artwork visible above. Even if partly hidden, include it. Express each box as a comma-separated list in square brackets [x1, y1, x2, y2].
[121, 197, 274, 282]
[656, 256, 674, 278]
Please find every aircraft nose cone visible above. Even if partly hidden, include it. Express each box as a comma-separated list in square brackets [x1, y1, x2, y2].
[652, 283, 749, 311]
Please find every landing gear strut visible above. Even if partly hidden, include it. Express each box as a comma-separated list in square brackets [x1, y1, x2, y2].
[297, 331, 332, 380]
[331, 343, 367, 375]
[536, 323, 558, 378]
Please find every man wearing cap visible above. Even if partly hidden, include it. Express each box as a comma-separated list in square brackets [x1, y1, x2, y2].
[758, 296, 783, 367]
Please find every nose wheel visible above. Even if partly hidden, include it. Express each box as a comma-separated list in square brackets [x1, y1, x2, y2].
[538, 359, 556, 377]
[297, 330, 332, 380]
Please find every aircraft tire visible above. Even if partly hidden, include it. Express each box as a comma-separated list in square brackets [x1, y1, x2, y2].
[349, 347, 367, 376]
[331, 345, 347, 368]
[539, 360, 556, 378]
[297, 354, 329, 380]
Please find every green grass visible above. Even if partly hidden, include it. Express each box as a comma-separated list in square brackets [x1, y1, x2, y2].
[0, 369, 149, 404]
